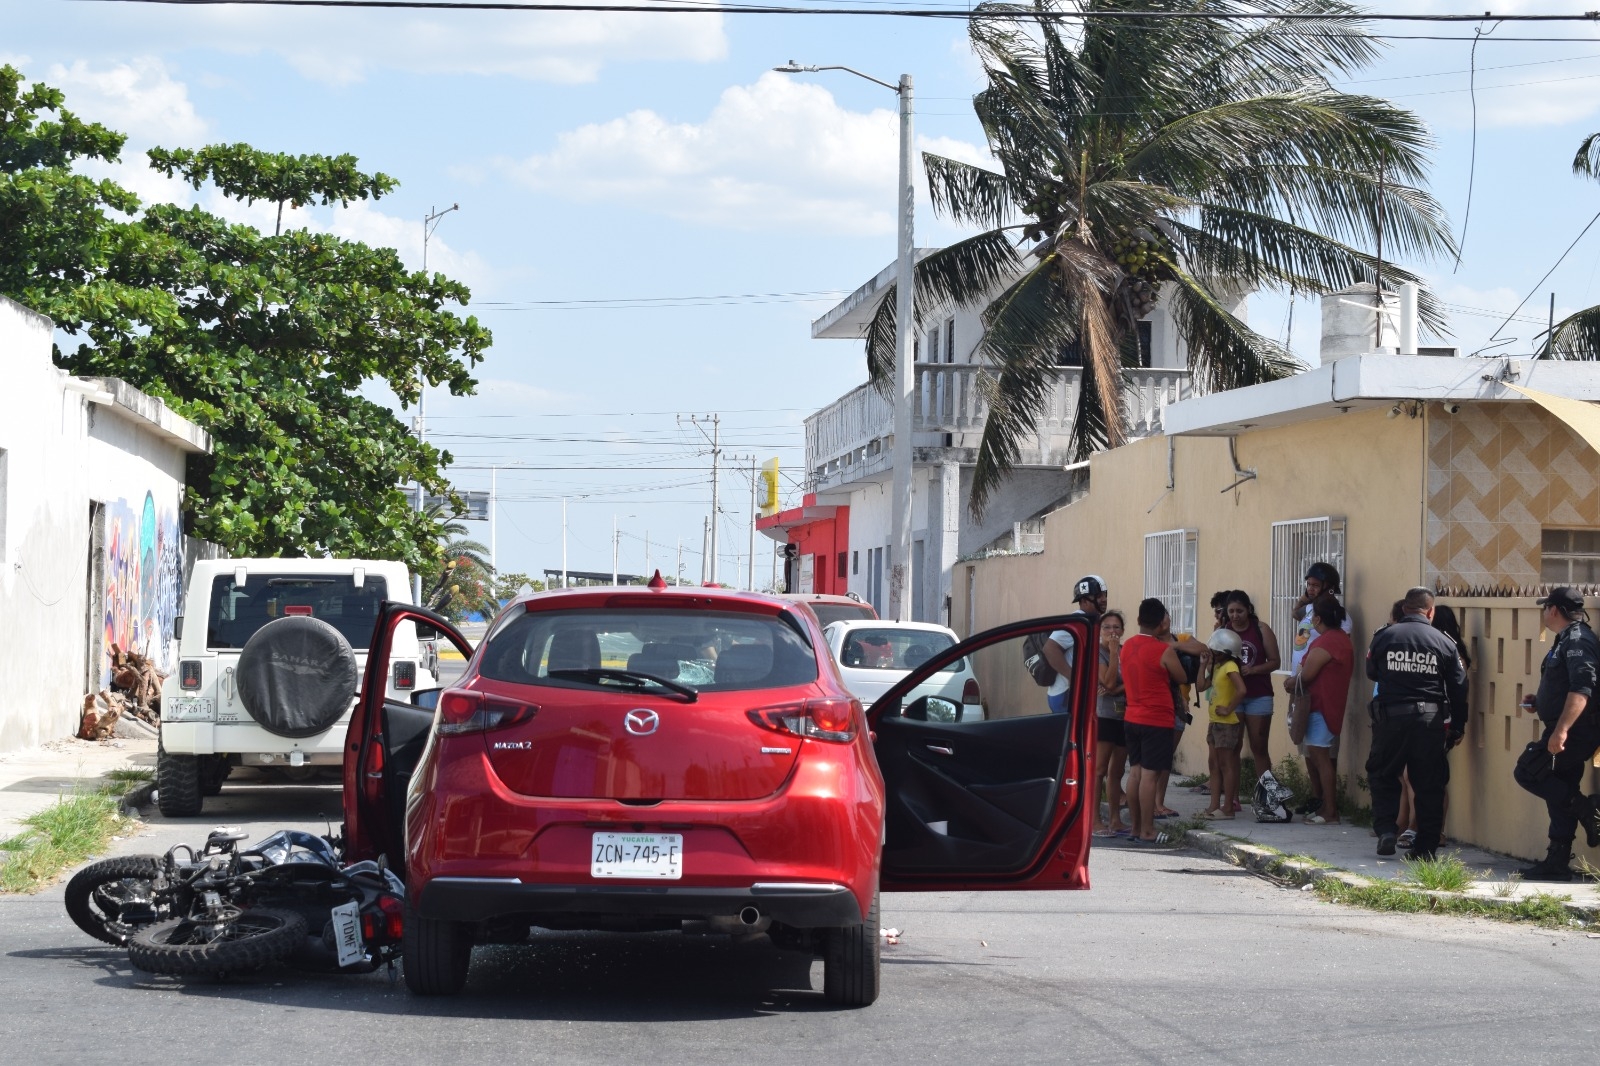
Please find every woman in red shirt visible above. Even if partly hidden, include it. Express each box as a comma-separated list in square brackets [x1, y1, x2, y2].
[1283, 596, 1354, 824]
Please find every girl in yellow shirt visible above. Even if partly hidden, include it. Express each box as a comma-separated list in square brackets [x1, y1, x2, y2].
[1202, 629, 1245, 820]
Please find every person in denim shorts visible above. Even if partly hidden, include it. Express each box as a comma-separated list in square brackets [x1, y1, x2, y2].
[1223, 590, 1280, 786]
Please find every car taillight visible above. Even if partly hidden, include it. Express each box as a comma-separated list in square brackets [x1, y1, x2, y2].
[437, 691, 538, 735]
[362, 894, 405, 944]
[963, 678, 981, 705]
[393, 661, 416, 690]
[746, 697, 860, 743]
[180, 661, 202, 690]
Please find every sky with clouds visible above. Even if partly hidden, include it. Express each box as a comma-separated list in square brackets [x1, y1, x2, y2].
[7, 0, 1600, 584]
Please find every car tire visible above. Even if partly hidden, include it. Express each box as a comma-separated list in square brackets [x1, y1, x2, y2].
[403, 903, 473, 995]
[822, 890, 880, 1007]
[200, 755, 231, 797]
[156, 744, 203, 817]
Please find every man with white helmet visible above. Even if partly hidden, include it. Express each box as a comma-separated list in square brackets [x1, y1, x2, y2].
[1039, 575, 1109, 715]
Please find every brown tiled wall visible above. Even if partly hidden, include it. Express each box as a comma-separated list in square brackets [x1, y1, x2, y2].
[1426, 402, 1598, 588]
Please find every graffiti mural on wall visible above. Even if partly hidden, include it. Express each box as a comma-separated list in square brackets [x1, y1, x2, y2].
[102, 492, 183, 683]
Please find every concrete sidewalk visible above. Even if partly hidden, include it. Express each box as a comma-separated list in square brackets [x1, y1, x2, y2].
[1108, 780, 1600, 912]
[0, 733, 157, 841]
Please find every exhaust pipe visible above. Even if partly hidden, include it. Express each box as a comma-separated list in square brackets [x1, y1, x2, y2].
[738, 906, 761, 926]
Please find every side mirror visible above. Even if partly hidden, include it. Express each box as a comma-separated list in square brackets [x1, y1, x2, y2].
[173, 616, 184, 640]
[414, 622, 441, 642]
[904, 696, 960, 723]
[410, 688, 443, 711]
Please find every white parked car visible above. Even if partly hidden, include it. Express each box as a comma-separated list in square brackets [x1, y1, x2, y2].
[157, 557, 434, 816]
[822, 620, 984, 721]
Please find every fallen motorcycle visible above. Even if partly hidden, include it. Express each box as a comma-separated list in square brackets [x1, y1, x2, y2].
[65, 827, 405, 977]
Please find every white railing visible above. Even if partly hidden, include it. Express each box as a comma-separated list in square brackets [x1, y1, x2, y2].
[805, 365, 1192, 485]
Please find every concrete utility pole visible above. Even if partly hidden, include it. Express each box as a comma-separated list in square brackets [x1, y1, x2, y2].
[414, 202, 459, 605]
[682, 414, 722, 584]
[748, 455, 757, 591]
[774, 62, 914, 620]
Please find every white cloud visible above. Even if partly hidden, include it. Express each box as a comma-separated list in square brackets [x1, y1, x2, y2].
[505, 73, 989, 236]
[1428, 280, 1582, 355]
[45, 58, 208, 143]
[16, 5, 726, 86]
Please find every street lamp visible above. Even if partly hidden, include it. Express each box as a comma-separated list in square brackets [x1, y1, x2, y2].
[413, 202, 459, 605]
[775, 61, 915, 621]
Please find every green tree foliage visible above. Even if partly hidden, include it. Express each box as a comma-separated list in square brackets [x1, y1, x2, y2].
[0, 66, 490, 568]
[1542, 132, 1600, 358]
[873, 0, 1454, 516]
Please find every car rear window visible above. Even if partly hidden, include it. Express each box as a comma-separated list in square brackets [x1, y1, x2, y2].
[839, 628, 962, 671]
[206, 574, 387, 650]
[479, 608, 818, 693]
[807, 602, 877, 629]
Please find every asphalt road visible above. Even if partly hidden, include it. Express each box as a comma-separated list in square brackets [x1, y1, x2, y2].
[8, 783, 1600, 1064]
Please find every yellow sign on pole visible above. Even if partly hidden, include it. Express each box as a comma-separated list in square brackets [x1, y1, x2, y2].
[759, 458, 781, 517]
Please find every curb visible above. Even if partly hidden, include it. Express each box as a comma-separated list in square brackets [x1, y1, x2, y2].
[1180, 827, 1600, 924]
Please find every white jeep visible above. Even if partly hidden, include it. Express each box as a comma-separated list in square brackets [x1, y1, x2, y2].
[157, 558, 434, 816]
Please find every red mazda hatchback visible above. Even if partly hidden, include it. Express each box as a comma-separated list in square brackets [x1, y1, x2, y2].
[343, 580, 1097, 1006]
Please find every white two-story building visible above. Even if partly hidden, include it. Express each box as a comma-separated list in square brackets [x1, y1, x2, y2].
[760, 250, 1229, 623]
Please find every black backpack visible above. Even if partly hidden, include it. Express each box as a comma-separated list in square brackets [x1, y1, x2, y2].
[1022, 633, 1059, 687]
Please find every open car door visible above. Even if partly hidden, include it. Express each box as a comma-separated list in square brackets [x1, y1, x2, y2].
[343, 600, 473, 879]
[869, 614, 1099, 892]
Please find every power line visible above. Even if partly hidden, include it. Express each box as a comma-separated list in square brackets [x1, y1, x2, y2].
[88, 1, 1600, 24]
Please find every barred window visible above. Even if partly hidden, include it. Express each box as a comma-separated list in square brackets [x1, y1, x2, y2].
[1270, 517, 1347, 645]
[1144, 529, 1199, 635]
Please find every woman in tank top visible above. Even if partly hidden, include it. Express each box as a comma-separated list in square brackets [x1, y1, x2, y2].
[1225, 590, 1280, 787]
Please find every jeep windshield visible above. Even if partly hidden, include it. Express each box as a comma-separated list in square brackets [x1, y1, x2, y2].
[206, 574, 388, 650]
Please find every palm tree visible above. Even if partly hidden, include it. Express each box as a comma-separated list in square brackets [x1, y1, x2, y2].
[1543, 133, 1600, 356]
[870, 0, 1455, 515]
[419, 502, 494, 618]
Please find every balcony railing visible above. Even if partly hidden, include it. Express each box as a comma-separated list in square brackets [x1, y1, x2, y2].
[805, 364, 1191, 489]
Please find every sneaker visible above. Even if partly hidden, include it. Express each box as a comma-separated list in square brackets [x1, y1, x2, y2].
[1377, 833, 1397, 857]
[1405, 848, 1437, 862]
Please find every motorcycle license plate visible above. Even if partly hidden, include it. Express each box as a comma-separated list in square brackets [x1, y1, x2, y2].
[330, 900, 365, 967]
[590, 833, 682, 880]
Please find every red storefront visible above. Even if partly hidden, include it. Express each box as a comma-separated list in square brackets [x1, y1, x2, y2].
[756, 494, 850, 595]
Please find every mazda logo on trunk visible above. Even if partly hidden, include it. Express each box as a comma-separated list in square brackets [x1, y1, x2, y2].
[624, 709, 660, 735]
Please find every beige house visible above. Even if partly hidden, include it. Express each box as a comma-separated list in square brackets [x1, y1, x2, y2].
[953, 348, 1600, 862]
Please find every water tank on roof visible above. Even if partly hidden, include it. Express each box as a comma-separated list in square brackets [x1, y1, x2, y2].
[1320, 282, 1398, 364]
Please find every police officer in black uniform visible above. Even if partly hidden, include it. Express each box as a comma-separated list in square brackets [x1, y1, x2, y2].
[1365, 587, 1468, 860]
[1513, 587, 1600, 881]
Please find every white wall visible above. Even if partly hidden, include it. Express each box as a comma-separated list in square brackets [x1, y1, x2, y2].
[0, 298, 93, 751]
[0, 297, 203, 751]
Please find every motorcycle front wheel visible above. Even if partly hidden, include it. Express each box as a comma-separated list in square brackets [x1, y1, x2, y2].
[129, 907, 306, 976]
[64, 855, 164, 945]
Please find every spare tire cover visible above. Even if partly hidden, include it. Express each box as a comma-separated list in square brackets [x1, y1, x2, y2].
[236, 616, 359, 739]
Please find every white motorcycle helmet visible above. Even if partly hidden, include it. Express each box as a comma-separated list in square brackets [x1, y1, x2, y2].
[1207, 629, 1243, 659]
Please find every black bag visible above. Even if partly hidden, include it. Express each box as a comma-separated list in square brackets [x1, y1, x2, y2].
[1022, 632, 1058, 688]
[1515, 739, 1556, 785]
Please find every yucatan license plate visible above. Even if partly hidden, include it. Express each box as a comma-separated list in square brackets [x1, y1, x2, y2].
[164, 697, 213, 722]
[591, 832, 682, 880]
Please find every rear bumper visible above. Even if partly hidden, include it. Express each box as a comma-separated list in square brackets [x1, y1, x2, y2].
[417, 877, 864, 929]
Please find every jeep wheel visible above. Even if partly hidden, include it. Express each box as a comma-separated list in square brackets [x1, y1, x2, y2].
[200, 755, 232, 797]
[821, 891, 880, 1007]
[156, 744, 203, 817]
[403, 903, 473, 995]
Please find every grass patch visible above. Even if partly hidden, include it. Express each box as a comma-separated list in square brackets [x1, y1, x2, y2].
[1314, 877, 1574, 926]
[97, 767, 155, 797]
[0, 792, 129, 894]
[1285, 853, 1333, 869]
[1494, 872, 1524, 899]
[1401, 852, 1479, 892]
[1175, 772, 1210, 789]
